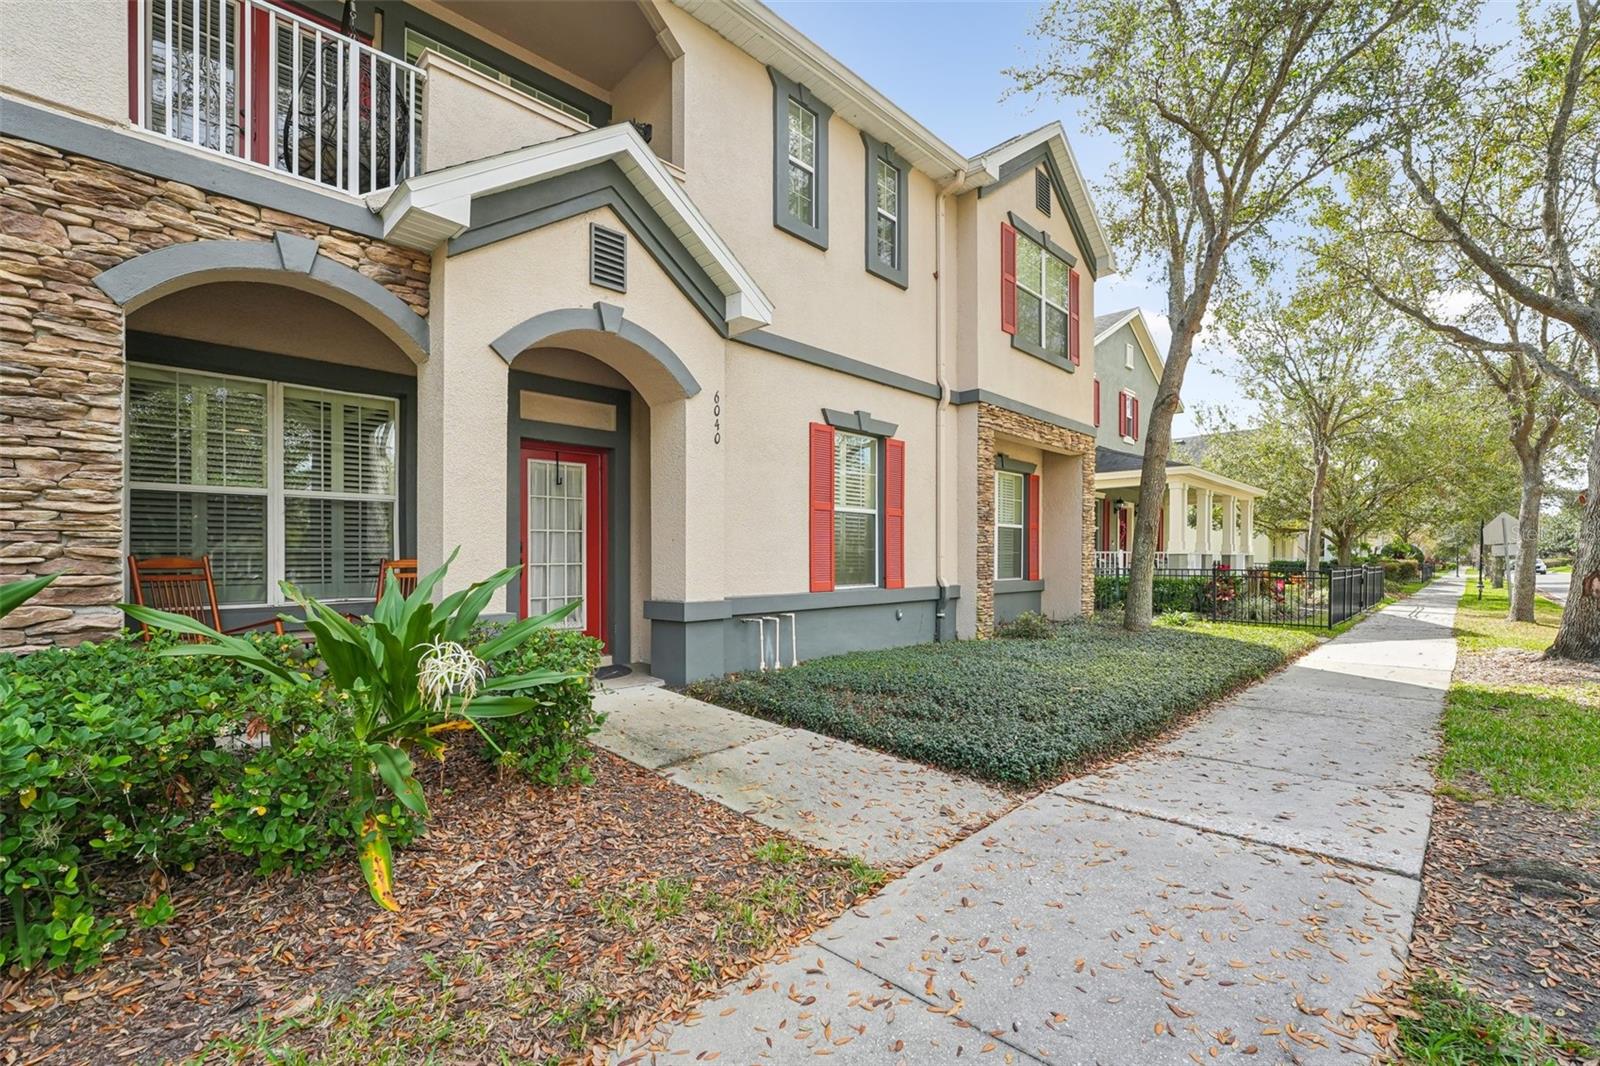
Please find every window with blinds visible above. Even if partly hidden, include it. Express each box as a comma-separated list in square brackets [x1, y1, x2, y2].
[833, 430, 879, 588]
[995, 470, 1025, 581]
[126, 364, 398, 606]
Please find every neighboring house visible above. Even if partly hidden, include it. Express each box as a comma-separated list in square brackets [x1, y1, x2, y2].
[1090, 311, 1266, 570]
[1173, 430, 1314, 563]
[0, 0, 1114, 680]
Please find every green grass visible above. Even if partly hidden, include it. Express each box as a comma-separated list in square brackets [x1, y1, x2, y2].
[688, 616, 1320, 785]
[1394, 974, 1595, 1065]
[1444, 582, 1600, 809]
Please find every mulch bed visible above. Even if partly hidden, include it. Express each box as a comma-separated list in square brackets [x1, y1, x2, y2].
[1406, 777, 1600, 1050]
[2, 748, 879, 1065]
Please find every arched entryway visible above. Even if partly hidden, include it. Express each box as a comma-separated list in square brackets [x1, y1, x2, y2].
[491, 303, 700, 670]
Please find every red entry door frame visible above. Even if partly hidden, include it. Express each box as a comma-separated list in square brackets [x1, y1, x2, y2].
[519, 440, 607, 649]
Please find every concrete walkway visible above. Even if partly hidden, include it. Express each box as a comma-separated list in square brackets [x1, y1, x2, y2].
[592, 682, 1013, 868]
[621, 579, 1462, 1064]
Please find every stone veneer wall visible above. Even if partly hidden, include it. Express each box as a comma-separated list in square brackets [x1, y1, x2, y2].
[974, 402, 1097, 636]
[0, 136, 430, 652]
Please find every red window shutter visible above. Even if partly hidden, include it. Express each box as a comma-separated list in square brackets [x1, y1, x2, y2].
[1093, 379, 1101, 427]
[1157, 506, 1166, 551]
[1118, 393, 1127, 437]
[1100, 497, 1110, 550]
[1068, 269, 1082, 365]
[1131, 396, 1140, 441]
[884, 437, 906, 589]
[809, 422, 835, 592]
[1026, 474, 1041, 581]
[999, 222, 1018, 335]
[127, 1, 139, 123]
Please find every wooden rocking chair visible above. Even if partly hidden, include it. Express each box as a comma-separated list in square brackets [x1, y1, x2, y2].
[126, 555, 285, 641]
[375, 558, 420, 600]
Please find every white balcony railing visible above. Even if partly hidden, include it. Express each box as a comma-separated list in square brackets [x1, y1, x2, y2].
[131, 0, 425, 197]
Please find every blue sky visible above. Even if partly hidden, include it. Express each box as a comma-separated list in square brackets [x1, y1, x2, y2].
[768, 0, 1223, 434]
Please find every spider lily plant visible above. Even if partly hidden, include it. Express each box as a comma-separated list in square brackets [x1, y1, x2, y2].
[121, 550, 580, 911]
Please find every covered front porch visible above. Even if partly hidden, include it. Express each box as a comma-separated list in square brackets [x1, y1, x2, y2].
[1092, 454, 1265, 573]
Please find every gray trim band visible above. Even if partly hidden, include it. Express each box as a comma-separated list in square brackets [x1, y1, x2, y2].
[950, 389, 1096, 437]
[769, 67, 831, 250]
[447, 161, 728, 333]
[822, 408, 898, 438]
[1, 97, 382, 237]
[94, 233, 430, 362]
[735, 330, 941, 399]
[996, 454, 1037, 474]
[646, 585, 961, 622]
[860, 131, 909, 289]
[994, 579, 1046, 593]
[490, 303, 702, 399]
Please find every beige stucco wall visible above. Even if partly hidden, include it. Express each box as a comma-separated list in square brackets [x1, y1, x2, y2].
[420, 52, 592, 172]
[422, 205, 728, 609]
[126, 282, 417, 375]
[610, 46, 677, 168]
[721, 350, 938, 598]
[660, 6, 942, 390]
[1, 0, 127, 124]
[963, 172, 1096, 424]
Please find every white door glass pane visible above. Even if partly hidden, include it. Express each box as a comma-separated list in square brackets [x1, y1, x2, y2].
[834, 511, 877, 587]
[526, 459, 586, 628]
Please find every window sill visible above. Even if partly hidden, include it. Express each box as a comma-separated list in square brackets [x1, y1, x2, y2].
[1009, 331, 1075, 372]
[994, 578, 1046, 592]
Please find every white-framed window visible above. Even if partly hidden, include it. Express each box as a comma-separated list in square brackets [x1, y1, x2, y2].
[404, 28, 589, 122]
[787, 98, 818, 226]
[874, 157, 900, 270]
[995, 470, 1026, 581]
[833, 430, 879, 587]
[1015, 233, 1070, 359]
[126, 363, 399, 606]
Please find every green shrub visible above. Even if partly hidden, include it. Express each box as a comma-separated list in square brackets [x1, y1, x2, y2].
[476, 627, 605, 785]
[1383, 558, 1420, 583]
[0, 633, 355, 971]
[1267, 559, 1306, 574]
[996, 611, 1054, 639]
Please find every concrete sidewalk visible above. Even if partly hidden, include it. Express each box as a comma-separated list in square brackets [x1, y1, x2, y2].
[621, 579, 1462, 1064]
[592, 682, 1013, 868]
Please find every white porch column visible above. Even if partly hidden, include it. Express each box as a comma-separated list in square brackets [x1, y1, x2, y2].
[1165, 481, 1187, 556]
[1197, 489, 1214, 555]
[1242, 498, 1255, 559]
[1222, 494, 1238, 554]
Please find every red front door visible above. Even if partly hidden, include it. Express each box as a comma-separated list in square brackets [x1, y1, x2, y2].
[520, 441, 606, 648]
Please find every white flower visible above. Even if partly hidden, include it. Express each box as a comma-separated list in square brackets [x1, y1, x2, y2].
[417, 640, 486, 715]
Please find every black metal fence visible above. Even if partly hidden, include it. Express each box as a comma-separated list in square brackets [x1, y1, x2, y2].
[1095, 564, 1388, 629]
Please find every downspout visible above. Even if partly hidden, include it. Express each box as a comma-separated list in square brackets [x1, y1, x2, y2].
[933, 168, 966, 640]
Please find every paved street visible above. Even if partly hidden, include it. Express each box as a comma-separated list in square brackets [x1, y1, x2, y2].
[622, 579, 1462, 1064]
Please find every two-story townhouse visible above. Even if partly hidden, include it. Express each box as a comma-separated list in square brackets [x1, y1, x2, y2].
[1088, 308, 1268, 571]
[0, 0, 1114, 682]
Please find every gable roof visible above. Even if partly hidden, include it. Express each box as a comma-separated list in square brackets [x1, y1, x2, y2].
[667, 1, 1115, 275]
[376, 123, 774, 335]
[1093, 307, 1168, 390]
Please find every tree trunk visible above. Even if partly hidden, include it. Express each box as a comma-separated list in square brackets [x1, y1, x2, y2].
[1306, 448, 1328, 570]
[1510, 452, 1543, 622]
[1123, 335, 1194, 632]
[1548, 417, 1600, 660]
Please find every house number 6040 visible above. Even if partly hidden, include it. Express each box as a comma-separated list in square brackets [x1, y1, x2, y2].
[712, 391, 722, 444]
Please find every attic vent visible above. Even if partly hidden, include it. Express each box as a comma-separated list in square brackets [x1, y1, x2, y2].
[1035, 169, 1051, 216]
[590, 223, 627, 292]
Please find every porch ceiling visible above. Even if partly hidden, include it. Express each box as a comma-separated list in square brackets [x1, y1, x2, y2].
[1094, 463, 1266, 499]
